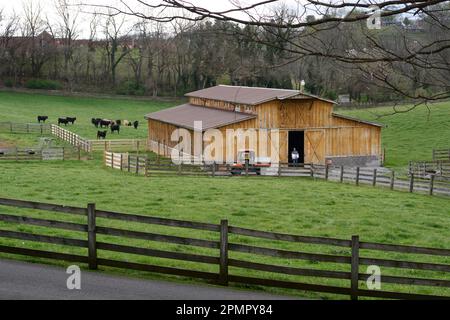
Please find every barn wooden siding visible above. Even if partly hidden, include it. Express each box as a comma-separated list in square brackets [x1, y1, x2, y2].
[149, 98, 382, 164]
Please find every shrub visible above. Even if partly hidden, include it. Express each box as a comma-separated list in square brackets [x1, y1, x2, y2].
[25, 79, 63, 90]
[3, 79, 14, 88]
[116, 80, 146, 96]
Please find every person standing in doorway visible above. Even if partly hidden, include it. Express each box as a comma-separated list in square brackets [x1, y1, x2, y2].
[292, 148, 300, 166]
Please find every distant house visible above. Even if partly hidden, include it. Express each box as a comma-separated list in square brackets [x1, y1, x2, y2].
[145, 85, 383, 166]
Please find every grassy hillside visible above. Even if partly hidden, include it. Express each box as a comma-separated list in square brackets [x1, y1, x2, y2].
[338, 102, 450, 169]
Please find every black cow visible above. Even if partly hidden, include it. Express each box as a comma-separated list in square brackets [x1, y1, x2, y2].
[92, 118, 102, 128]
[100, 120, 112, 128]
[116, 120, 122, 126]
[111, 124, 120, 134]
[37, 116, 48, 123]
[58, 118, 69, 126]
[66, 117, 77, 125]
[97, 131, 107, 140]
[133, 121, 139, 130]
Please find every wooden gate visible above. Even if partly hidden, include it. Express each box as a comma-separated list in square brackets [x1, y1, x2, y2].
[305, 130, 325, 164]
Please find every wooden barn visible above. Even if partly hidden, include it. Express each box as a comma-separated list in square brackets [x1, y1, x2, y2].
[145, 85, 383, 166]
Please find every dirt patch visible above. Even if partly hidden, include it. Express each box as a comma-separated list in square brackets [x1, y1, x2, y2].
[0, 140, 15, 149]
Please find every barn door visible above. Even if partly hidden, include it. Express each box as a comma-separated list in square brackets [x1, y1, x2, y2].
[305, 130, 325, 164]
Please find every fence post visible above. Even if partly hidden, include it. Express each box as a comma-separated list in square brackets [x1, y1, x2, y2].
[120, 154, 123, 171]
[356, 167, 360, 186]
[340, 166, 344, 183]
[219, 219, 229, 286]
[429, 175, 435, 196]
[372, 169, 377, 187]
[212, 162, 216, 177]
[350, 235, 360, 301]
[325, 165, 329, 181]
[278, 164, 282, 177]
[136, 156, 140, 175]
[311, 164, 314, 179]
[390, 171, 395, 190]
[145, 157, 149, 177]
[87, 203, 97, 270]
[245, 161, 249, 177]
[409, 173, 415, 193]
[77, 146, 81, 161]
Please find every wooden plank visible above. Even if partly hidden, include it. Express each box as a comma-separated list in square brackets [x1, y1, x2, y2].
[97, 258, 219, 281]
[95, 226, 219, 249]
[219, 220, 229, 285]
[96, 242, 220, 265]
[0, 214, 87, 232]
[351, 235, 360, 300]
[0, 198, 86, 216]
[358, 273, 450, 288]
[229, 259, 350, 280]
[95, 209, 221, 232]
[359, 242, 450, 256]
[359, 257, 450, 272]
[0, 245, 89, 263]
[228, 226, 351, 247]
[0, 230, 88, 248]
[228, 243, 351, 264]
[229, 275, 351, 296]
[87, 203, 97, 270]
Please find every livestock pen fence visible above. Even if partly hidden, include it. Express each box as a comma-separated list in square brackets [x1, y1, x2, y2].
[433, 149, 450, 161]
[0, 147, 84, 161]
[104, 151, 450, 197]
[0, 197, 449, 300]
[0, 122, 51, 134]
[51, 125, 148, 153]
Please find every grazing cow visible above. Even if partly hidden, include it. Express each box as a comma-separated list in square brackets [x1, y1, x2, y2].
[37, 116, 48, 123]
[123, 120, 131, 126]
[100, 120, 112, 128]
[133, 121, 139, 129]
[66, 117, 77, 125]
[92, 118, 102, 128]
[111, 124, 120, 134]
[97, 131, 107, 140]
[58, 118, 69, 126]
[116, 120, 122, 126]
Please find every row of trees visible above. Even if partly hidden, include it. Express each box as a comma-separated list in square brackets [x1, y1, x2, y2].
[0, 0, 448, 104]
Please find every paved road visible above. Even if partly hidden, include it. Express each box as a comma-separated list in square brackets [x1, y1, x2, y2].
[0, 259, 295, 300]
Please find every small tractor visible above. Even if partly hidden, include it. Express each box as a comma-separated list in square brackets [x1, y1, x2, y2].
[230, 150, 271, 176]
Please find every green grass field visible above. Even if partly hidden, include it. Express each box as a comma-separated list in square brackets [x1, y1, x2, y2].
[0, 91, 449, 299]
[339, 102, 450, 169]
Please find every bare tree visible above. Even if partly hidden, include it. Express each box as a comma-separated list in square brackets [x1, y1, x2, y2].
[87, 0, 450, 108]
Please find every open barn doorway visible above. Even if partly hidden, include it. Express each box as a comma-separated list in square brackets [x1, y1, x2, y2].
[288, 131, 305, 164]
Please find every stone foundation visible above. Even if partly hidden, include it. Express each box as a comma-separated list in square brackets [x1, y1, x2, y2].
[326, 155, 381, 168]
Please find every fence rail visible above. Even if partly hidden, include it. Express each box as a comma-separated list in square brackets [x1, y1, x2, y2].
[0, 147, 82, 161]
[433, 149, 450, 161]
[0, 197, 448, 300]
[51, 125, 92, 153]
[409, 160, 450, 181]
[0, 122, 51, 134]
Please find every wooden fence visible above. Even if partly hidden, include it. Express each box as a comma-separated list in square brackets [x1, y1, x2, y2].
[0, 147, 82, 161]
[0, 197, 448, 300]
[0, 122, 51, 134]
[433, 149, 450, 161]
[104, 152, 450, 197]
[409, 160, 450, 181]
[90, 139, 148, 152]
[51, 125, 92, 153]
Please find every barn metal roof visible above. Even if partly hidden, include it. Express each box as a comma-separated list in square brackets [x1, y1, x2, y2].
[332, 113, 385, 128]
[185, 85, 338, 106]
[145, 104, 256, 131]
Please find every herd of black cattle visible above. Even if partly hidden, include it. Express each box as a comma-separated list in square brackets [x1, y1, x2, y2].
[37, 116, 140, 140]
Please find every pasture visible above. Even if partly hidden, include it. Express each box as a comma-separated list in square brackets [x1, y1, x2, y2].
[0, 91, 180, 141]
[0, 91, 449, 299]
